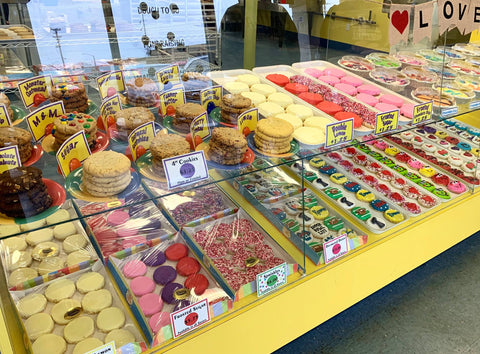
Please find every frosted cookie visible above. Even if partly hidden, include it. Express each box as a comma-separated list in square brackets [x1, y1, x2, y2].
[50, 298, 81, 325]
[97, 307, 125, 332]
[236, 74, 260, 87]
[241, 91, 266, 106]
[130, 276, 155, 296]
[275, 113, 303, 129]
[0, 224, 21, 237]
[267, 92, 293, 108]
[64, 316, 95, 343]
[31, 334, 66, 354]
[149, 312, 171, 333]
[53, 222, 76, 240]
[25, 228, 53, 246]
[384, 209, 405, 223]
[310, 222, 330, 240]
[223, 81, 249, 94]
[303, 116, 330, 131]
[67, 250, 92, 266]
[32, 242, 60, 261]
[286, 104, 313, 121]
[123, 259, 147, 278]
[309, 157, 325, 168]
[45, 279, 76, 302]
[76, 272, 105, 293]
[9, 267, 37, 286]
[258, 102, 284, 118]
[63, 234, 87, 254]
[251, 83, 276, 96]
[38, 256, 65, 275]
[104, 328, 135, 349]
[17, 293, 47, 318]
[46, 209, 71, 225]
[73, 338, 104, 354]
[139, 292, 163, 316]
[6, 250, 32, 270]
[82, 289, 112, 313]
[20, 219, 46, 231]
[293, 126, 325, 145]
[2, 236, 27, 252]
[25, 312, 54, 340]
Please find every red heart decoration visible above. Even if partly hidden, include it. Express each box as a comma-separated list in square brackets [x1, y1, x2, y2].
[391, 10, 409, 34]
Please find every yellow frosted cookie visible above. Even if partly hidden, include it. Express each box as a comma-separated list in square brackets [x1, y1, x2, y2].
[73, 338, 104, 354]
[275, 113, 303, 129]
[286, 104, 313, 121]
[240, 91, 266, 107]
[50, 298, 81, 325]
[6, 250, 32, 270]
[20, 219, 46, 231]
[32, 241, 60, 261]
[25, 312, 54, 340]
[38, 256, 65, 275]
[67, 250, 92, 267]
[17, 293, 47, 318]
[53, 222, 76, 240]
[2, 236, 26, 252]
[31, 333, 66, 354]
[25, 229, 53, 246]
[356, 189, 375, 202]
[236, 74, 260, 87]
[76, 272, 105, 293]
[251, 83, 276, 96]
[97, 307, 125, 332]
[223, 81, 249, 94]
[304, 116, 331, 132]
[384, 209, 405, 223]
[309, 206, 329, 220]
[104, 328, 135, 349]
[46, 209, 71, 225]
[309, 157, 325, 168]
[45, 278, 76, 303]
[293, 126, 325, 146]
[82, 289, 112, 313]
[258, 102, 284, 118]
[9, 268, 37, 287]
[267, 92, 293, 108]
[63, 316, 95, 343]
[0, 224, 21, 237]
[330, 173, 348, 184]
[63, 234, 87, 254]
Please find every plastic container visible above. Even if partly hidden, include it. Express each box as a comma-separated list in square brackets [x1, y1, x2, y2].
[401, 65, 438, 89]
[394, 51, 427, 68]
[337, 55, 375, 78]
[369, 68, 410, 93]
[411, 86, 456, 116]
[366, 52, 402, 69]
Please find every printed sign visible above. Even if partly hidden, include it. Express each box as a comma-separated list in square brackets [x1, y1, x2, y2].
[412, 101, 433, 125]
[97, 71, 125, 100]
[200, 86, 222, 112]
[323, 234, 349, 264]
[56, 131, 91, 177]
[18, 75, 52, 108]
[325, 119, 354, 148]
[163, 151, 209, 189]
[100, 94, 122, 129]
[85, 341, 115, 354]
[159, 89, 185, 116]
[190, 112, 211, 148]
[238, 108, 258, 136]
[256, 262, 287, 297]
[128, 122, 157, 161]
[26, 102, 65, 142]
[0, 146, 21, 173]
[0, 104, 11, 127]
[375, 109, 399, 135]
[156, 65, 180, 85]
[170, 299, 211, 338]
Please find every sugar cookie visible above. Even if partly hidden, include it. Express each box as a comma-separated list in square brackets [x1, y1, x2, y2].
[53, 222, 76, 240]
[63, 234, 87, 253]
[9, 267, 37, 287]
[25, 228, 53, 246]
[66, 250, 92, 267]
[76, 272, 105, 293]
[31, 333, 66, 354]
[139, 293, 163, 316]
[32, 241, 60, 261]
[122, 259, 147, 278]
[46, 209, 71, 225]
[63, 316, 95, 343]
[50, 298, 81, 325]
[45, 279, 76, 303]
[20, 219, 46, 231]
[2, 236, 26, 252]
[0, 224, 20, 237]
[73, 337, 104, 354]
[6, 250, 32, 270]
[25, 312, 54, 340]
[97, 307, 125, 332]
[104, 328, 135, 348]
[38, 256, 65, 275]
[17, 293, 47, 318]
[130, 276, 155, 296]
[149, 312, 171, 333]
[82, 289, 112, 313]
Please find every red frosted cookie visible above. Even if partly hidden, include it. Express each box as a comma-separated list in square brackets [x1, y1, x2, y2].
[298, 92, 323, 105]
[334, 111, 362, 128]
[431, 173, 450, 186]
[316, 101, 343, 116]
[266, 74, 289, 87]
[165, 243, 188, 261]
[185, 273, 209, 295]
[176, 256, 201, 276]
[284, 83, 308, 95]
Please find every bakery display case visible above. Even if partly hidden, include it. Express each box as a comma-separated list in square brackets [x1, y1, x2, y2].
[0, 0, 479, 353]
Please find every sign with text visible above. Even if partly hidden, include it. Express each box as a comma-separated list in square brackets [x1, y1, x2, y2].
[128, 122, 157, 161]
[26, 102, 65, 142]
[56, 131, 91, 177]
[325, 119, 354, 148]
[256, 262, 287, 297]
[412, 101, 433, 125]
[170, 299, 210, 338]
[200, 86, 222, 111]
[97, 71, 125, 100]
[0, 146, 21, 173]
[0, 104, 11, 127]
[323, 233, 349, 264]
[159, 89, 185, 116]
[100, 94, 122, 120]
[163, 151, 209, 189]
[375, 109, 399, 135]
[238, 108, 258, 136]
[190, 112, 210, 148]
[18, 75, 52, 108]
[156, 65, 180, 85]
[85, 341, 115, 354]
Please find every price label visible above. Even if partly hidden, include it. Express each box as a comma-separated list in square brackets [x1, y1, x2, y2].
[375, 109, 398, 135]
[163, 151, 209, 189]
[170, 299, 210, 338]
[0, 104, 11, 127]
[159, 89, 185, 116]
[156, 65, 181, 85]
[128, 122, 157, 161]
[26, 102, 65, 142]
[412, 101, 433, 125]
[18, 75, 52, 108]
[237, 108, 258, 136]
[97, 71, 125, 100]
[85, 341, 115, 354]
[256, 262, 287, 297]
[323, 233, 348, 264]
[100, 94, 122, 129]
[190, 112, 211, 148]
[200, 85, 222, 112]
[325, 119, 354, 148]
[56, 131, 91, 177]
[0, 146, 21, 173]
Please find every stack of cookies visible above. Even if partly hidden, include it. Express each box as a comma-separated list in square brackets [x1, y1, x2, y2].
[0, 166, 52, 218]
[49, 83, 89, 113]
[126, 77, 159, 107]
[82, 151, 132, 197]
[172, 103, 206, 133]
[220, 94, 252, 124]
[113, 107, 155, 140]
[208, 127, 247, 165]
[0, 92, 14, 119]
[254, 117, 294, 154]
[0, 127, 32, 163]
[52, 113, 97, 148]
[181, 72, 211, 100]
[150, 134, 190, 176]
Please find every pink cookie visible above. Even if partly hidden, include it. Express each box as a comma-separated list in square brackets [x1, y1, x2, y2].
[356, 93, 378, 106]
[123, 259, 147, 278]
[400, 103, 414, 118]
[323, 68, 346, 78]
[334, 83, 357, 96]
[130, 276, 155, 296]
[340, 75, 363, 87]
[407, 159, 423, 170]
[139, 293, 163, 316]
[107, 210, 129, 226]
[375, 102, 398, 113]
[304, 68, 324, 78]
[122, 236, 147, 249]
[318, 75, 340, 85]
[149, 312, 171, 333]
[117, 228, 138, 238]
[357, 84, 381, 96]
[447, 180, 466, 194]
[379, 94, 404, 107]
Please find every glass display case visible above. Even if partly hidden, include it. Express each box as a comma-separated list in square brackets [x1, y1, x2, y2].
[0, 0, 479, 353]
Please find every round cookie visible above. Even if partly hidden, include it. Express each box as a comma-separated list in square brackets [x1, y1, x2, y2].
[37, 256, 65, 275]
[139, 292, 163, 316]
[82, 288, 113, 313]
[0, 224, 21, 237]
[25, 228, 53, 246]
[76, 272, 105, 293]
[123, 259, 147, 278]
[64, 316, 95, 343]
[17, 293, 47, 318]
[130, 276, 155, 296]
[176, 257, 200, 276]
[241, 91, 266, 106]
[63, 234, 87, 253]
[142, 249, 166, 267]
[258, 102, 284, 118]
[25, 312, 54, 340]
[153, 265, 177, 285]
[2, 236, 27, 252]
[267, 92, 294, 108]
[73, 338, 104, 354]
[223, 81, 249, 94]
[6, 250, 32, 271]
[9, 267, 38, 287]
[46, 209, 71, 225]
[104, 329, 135, 349]
[66, 250, 92, 267]
[32, 241, 60, 261]
[384, 209, 405, 223]
[185, 273, 209, 295]
[251, 83, 276, 96]
[236, 74, 260, 87]
[149, 312, 171, 333]
[53, 222, 76, 240]
[50, 298, 82, 325]
[45, 279, 76, 303]
[113, 107, 155, 136]
[83, 150, 131, 178]
[165, 243, 188, 261]
[97, 307, 126, 332]
[32, 334, 66, 354]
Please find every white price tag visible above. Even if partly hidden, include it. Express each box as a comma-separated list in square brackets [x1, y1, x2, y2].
[170, 299, 211, 338]
[86, 341, 115, 354]
[256, 262, 287, 297]
[162, 151, 209, 189]
[323, 234, 348, 264]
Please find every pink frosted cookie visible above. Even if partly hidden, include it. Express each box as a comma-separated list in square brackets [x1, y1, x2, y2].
[323, 68, 346, 78]
[447, 180, 466, 193]
[334, 83, 357, 96]
[107, 210, 129, 226]
[379, 94, 403, 107]
[123, 260, 147, 278]
[407, 159, 423, 170]
[130, 276, 155, 296]
[374, 141, 388, 150]
[400, 104, 414, 118]
[356, 93, 378, 106]
[340, 75, 363, 87]
[357, 84, 381, 96]
[375, 102, 398, 113]
[149, 312, 171, 333]
[139, 293, 163, 316]
[318, 75, 340, 85]
[122, 236, 147, 249]
[304, 68, 323, 78]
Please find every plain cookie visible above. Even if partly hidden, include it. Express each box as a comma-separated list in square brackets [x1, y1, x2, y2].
[96, 307, 125, 332]
[17, 293, 47, 318]
[81, 289, 112, 313]
[53, 222, 76, 240]
[45, 279, 76, 303]
[63, 316, 95, 343]
[31, 333, 66, 354]
[76, 272, 105, 293]
[24, 312, 54, 340]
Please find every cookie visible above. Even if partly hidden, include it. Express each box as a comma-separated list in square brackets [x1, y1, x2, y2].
[64, 316, 95, 343]
[256, 117, 294, 138]
[73, 338, 104, 354]
[37, 256, 65, 275]
[125, 77, 158, 107]
[66, 249, 92, 266]
[114, 107, 155, 136]
[207, 127, 247, 165]
[96, 307, 125, 332]
[0, 126, 32, 163]
[17, 293, 47, 318]
[76, 272, 105, 293]
[50, 298, 81, 325]
[82, 288, 113, 313]
[45, 278, 76, 302]
[173, 103, 207, 133]
[82, 151, 131, 178]
[2, 236, 27, 252]
[53, 112, 97, 147]
[53, 222, 76, 240]
[32, 241, 60, 261]
[221, 93, 252, 124]
[8, 267, 37, 287]
[24, 312, 54, 340]
[46, 209, 71, 225]
[50, 82, 88, 113]
[31, 333, 66, 354]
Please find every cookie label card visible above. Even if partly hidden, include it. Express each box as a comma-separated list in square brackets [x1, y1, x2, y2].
[200, 85, 222, 111]
[128, 121, 157, 161]
[156, 65, 181, 85]
[238, 108, 258, 136]
[0, 146, 21, 173]
[26, 101, 66, 142]
[56, 130, 92, 177]
[18, 75, 52, 109]
[97, 71, 126, 100]
[0, 104, 11, 127]
[256, 262, 287, 297]
[375, 109, 399, 135]
[100, 94, 123, 128]
[159, 88, 186, 116]
[323, 233, 348, 264]
[163, 151, 209, 189]
[170, 299, 211, 338]
[85, 341, 116, 354]
[190, 112, 211, 148]
[412, 101, 433, 125]
[325, 119, 354, 148]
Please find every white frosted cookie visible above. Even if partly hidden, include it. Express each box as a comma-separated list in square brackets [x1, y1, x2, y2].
[0, 224, 20, 237]
[6, 250, 32, 270]
[258, 102, 284, 118]
[20, 219, 46, 231]
[32, 333, 66, 354]
[25, 312, 54, 340]
[82, 289, 112, 313]
[293, 127, 325, 146]
[46, 209, 70, 225]
[63, 234, 87, 253]
[17, 293, 47, 318]
[251, 83, 276, 96]
[104, 328, 135, 348]
[236, 74, 260, 87]
[45, 279, 76, 302]
[50, 298, 82, 325]
[32, 242, 60, 261]
[97, 307, 125, 332]
[2, 236, 27, 252]
[223, 81, 249, 94]
[64, 316, 95, 343]
[240, 91, 266, 106]
[275, 113, 303, 129]
[53, 222, 76, 240]
[25, 228, 53, 246]
[304, 116, 331, 131]
[286, 104, 314, 121]
[76, 272, 105, 293]
[73, 337, 104, 354]
[267, 92, 294, 108]
[67, 250, 92, 267]
[38, 256, 65, 275]
[9, 267, 37, 287]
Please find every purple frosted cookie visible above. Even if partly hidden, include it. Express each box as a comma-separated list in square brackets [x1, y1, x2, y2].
[161, 282, 184, 304]
[153, 265, 177, 285]
[174, 300, 191, 311]
[142, 249, 166, 267]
